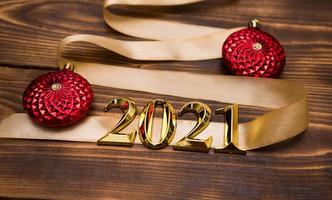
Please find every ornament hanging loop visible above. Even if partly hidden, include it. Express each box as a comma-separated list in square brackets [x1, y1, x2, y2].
[248, 19, 261, 29]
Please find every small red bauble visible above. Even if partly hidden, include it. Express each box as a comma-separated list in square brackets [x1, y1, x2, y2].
[23, 68, 93, 127]
[222, 19, 286, 78]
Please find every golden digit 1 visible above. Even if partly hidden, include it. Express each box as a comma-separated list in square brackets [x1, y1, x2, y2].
[173, 102, 213, 153]
[214, 104, 246, 154]
[97, 98, 137, 146]
[138, 99, 177, 150]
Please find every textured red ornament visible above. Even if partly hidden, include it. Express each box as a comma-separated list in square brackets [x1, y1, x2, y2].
[222, 26, 286, 78]
[23, 69, 94, 127]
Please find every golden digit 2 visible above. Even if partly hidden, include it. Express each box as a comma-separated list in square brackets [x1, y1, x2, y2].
[138, 99, 177, 150]
[174, 102, 213, 152]
[97, 97, 137, 146]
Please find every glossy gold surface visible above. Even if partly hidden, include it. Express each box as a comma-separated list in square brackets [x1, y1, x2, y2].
[173, 102, 212, 152]
[63, 62, 76, 72]
[248, 18, 261, 29]
[138, 99, 176, 150]
[97, 98, 137, 146]
[214, 104, 246, 154]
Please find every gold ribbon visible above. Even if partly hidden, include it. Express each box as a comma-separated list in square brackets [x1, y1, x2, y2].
[0, 0, 308, 151]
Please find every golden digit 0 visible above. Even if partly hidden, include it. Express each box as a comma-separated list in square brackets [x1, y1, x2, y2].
[138, 99, 177, 150]
[214, 104, 246, 154]
[97, 98, 137, 146]
[173, 102, 213, 153]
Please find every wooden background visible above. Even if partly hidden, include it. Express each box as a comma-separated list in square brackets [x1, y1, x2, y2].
[0, 0, 331, 199]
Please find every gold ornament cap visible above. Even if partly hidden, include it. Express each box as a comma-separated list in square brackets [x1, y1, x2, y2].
[248, 19, 261, 29]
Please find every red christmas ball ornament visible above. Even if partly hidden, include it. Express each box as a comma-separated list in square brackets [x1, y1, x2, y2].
[23, 64, 93, 127]
[222, 19, 286, 78]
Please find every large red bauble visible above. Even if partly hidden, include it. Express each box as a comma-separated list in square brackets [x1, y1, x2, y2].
[222, 27, 286, 78]
[23, 69, 93, 127]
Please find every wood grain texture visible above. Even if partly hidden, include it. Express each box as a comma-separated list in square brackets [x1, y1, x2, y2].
[0, 0, 331, 199]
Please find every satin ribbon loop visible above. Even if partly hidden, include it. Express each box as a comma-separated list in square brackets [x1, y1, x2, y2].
[0, 0, 309, 151]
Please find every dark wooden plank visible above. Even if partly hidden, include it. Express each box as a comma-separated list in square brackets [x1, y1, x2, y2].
[0, 139, 331, 200]
[0, 0, 331, 83]
[0, 0, 331, 199]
